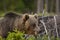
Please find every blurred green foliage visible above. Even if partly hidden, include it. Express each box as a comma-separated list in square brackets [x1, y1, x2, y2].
[6, 30, 25, 40]
[0, 29, 60, 40]
[0, 0, 56, 16]
[0, 0, 35, 13]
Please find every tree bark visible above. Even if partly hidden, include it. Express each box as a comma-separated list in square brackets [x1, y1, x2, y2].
[3, 0, 7, 12]
[56, 0, 60, 14]
[37, 0, 44, 13]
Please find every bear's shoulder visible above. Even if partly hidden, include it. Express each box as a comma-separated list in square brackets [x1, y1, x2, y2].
[4, 12, 20, 18]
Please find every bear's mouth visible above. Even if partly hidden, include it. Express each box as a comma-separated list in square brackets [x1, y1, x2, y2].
[25, 28, 38, 35]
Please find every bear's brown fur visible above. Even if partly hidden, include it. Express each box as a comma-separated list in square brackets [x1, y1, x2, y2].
[0, 12, 39, 37]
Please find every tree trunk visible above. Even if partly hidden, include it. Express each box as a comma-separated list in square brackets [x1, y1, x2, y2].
[56, 0, 60, 14]
[33, 0, 37, 14]
[37, 0, 44, 13]
[46, 0, 51, 13]
[3, 0, 7, 12]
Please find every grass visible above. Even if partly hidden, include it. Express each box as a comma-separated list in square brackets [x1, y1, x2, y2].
[38, 12, 56, 16]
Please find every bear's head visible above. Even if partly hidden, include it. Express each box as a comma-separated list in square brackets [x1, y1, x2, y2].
[14, 13, 39, 35]
[22, 14, 39, 35]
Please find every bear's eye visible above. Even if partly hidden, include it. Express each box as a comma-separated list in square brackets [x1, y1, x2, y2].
[33, 24, 36, 27]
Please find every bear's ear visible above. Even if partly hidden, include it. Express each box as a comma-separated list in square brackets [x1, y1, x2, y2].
[23, 14, 29, 21]
[34, 14, 38, 19]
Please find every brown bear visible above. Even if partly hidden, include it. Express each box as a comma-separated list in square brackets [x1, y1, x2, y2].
[0, 12, 39, 37]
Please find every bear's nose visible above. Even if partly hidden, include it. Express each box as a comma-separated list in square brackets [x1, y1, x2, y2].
[33, 24, 36, 27]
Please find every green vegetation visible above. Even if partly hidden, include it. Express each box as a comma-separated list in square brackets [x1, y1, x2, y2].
[0, 0, 57, 14]
[0, 29, 60, 40]
[6, 30, 25, 40]
[0, 0, 35, 13]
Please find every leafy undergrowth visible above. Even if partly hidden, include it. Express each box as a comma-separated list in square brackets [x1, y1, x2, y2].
[0, 30, 60, 40]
